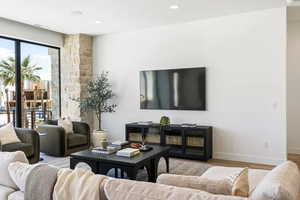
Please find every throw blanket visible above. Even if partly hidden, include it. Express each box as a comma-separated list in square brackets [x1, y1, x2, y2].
[25, 164, 59, 200]
[53, 168, 108, 200]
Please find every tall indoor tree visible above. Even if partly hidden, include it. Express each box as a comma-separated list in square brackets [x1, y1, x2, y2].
[0, 56, 42, 125]
[79, 71, 117, 131]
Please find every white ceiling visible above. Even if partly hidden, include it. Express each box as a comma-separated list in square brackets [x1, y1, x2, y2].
[0, 0, 286, 35]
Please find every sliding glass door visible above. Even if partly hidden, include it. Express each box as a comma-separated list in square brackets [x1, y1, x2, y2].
[0, 36, 61, 128]
[20, 43, 60, 128]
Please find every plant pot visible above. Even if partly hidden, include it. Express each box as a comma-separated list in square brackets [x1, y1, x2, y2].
[92, 130, 108, 148]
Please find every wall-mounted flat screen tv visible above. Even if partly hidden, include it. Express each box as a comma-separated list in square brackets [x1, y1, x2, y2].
[140, 67, 206, 110]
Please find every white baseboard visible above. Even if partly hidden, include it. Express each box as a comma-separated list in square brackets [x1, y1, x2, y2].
[214, 152, 286, 166]
[288, 147, 300, 154]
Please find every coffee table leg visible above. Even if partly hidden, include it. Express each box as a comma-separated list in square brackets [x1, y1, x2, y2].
[114, 168, 118, 178]
[145, 162, 155, 182]
[70, 158, 77, 170]
[121, 169, 125, 178]
[147, 158, 159, 183]
[125, 168, 138, 180]
[163, 155, 170, 173]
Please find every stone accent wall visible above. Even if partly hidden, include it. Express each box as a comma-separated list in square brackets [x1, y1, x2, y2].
[61, 34, 93, 128]
[48, 48, 60, 119]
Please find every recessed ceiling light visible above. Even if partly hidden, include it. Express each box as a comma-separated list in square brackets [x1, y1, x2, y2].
[95, 20, 102, 24]
[169, 5, 179, 10]
[71, 10, 83, 16]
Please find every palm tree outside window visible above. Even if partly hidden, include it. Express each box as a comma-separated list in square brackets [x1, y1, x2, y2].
[0, 56, 42, 126]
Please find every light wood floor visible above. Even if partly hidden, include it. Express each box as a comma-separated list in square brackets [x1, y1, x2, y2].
[206, 154, 300, 170]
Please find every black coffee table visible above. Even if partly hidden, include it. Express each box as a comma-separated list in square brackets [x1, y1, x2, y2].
[70, 145, 171, 182]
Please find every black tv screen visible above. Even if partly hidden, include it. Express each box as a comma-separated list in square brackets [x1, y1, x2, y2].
[140, 67, 206, 110]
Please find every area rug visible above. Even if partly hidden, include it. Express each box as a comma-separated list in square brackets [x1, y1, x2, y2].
[40, 153, 211, 181]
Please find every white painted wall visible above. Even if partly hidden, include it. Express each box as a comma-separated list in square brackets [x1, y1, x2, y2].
[287, 21, 300, 154]
[0, 17, 63, 47]
[93, 7, 287, 165]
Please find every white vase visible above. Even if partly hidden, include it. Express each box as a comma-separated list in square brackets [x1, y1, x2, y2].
[92, 130, 108, 148]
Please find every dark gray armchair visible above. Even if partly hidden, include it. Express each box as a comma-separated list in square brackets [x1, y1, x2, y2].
[37, 120, 91, 157]
[0, 128, 40, 164]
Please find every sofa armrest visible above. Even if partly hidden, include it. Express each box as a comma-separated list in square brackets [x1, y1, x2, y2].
[72, 121, 90, 135]
[37, 124, 66, 156]
[105, 178, 247, 200]
[15, 128, 38, 145]
[15, 128, 40, 163]
[72, 121, 91, 147]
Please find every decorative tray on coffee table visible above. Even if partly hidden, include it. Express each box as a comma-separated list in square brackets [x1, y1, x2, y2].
[139, 146, 153, 152]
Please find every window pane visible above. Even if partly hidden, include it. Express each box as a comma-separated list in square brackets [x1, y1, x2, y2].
[21, 42, 60, 128]
[0, 38, 16, 126]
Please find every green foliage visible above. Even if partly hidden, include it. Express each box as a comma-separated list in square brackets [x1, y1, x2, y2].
[160, 116, 170, 126]
[0, 56, 42, 86]
[78, 71, 117, 130]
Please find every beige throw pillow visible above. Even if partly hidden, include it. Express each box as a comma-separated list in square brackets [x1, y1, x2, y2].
[8, 161, 46, 192]
[0, 123, 21, 145]
[250, 161, 300, 200]
[230, 168, 249, 197]
[157, 167, 249, 197]
[58, 117, 73, 134]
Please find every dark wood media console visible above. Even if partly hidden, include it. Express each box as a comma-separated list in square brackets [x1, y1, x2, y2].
[126, 123, 213, 161]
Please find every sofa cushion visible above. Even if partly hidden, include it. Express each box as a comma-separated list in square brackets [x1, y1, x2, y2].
[68, 134, 88, 148]
[0, 123, 21, 145]
[8, 191, 24, 200]
[250, 161, 300, 200]
[158, 168, 249, 197]
[0, 185, 16, 200]
[104, 179, 247, 200]
[2, 143, 34, 157]
[0, 151, 28, 190]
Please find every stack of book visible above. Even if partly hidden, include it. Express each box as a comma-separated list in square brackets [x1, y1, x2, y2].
[116, 148, 140, 157]
[91, 145, 118, 155]
[111, 141, 129, 150]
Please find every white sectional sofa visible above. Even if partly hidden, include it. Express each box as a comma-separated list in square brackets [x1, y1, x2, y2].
[0, 151, 300, 200]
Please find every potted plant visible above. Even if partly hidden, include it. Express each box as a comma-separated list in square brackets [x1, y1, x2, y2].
[78, 71, 117, 148]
